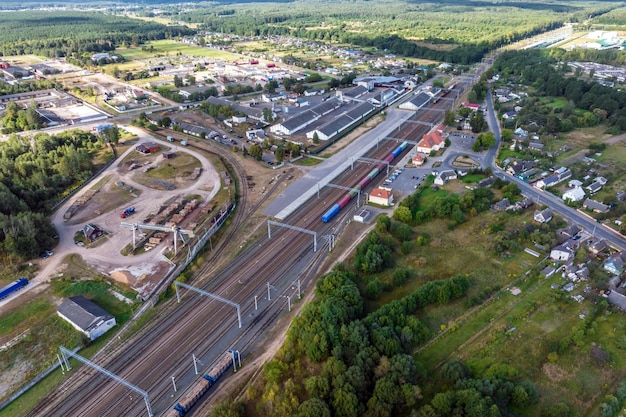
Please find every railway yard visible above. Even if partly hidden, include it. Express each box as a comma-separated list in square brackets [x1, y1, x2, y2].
[17, 84, 458, 417]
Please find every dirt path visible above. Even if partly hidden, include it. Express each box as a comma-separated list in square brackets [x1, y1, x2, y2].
[603, 133, 626, 145]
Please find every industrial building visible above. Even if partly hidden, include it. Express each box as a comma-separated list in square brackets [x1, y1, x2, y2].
[57, 296, 116, 341]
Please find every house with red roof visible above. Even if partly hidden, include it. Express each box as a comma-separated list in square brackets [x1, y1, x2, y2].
[369, 188, 394, 206]
[416, 129, 445, 154]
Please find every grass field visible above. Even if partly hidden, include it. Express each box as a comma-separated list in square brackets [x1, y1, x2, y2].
[116, 40, 239, 61]
[0, 276, 135, 412]
[388, 190, 626, 416]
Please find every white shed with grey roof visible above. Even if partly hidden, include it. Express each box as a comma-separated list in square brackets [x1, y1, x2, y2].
[57, 296, 116, 341]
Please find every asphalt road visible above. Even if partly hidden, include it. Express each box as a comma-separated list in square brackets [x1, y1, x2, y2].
[483, 85, 626, 251]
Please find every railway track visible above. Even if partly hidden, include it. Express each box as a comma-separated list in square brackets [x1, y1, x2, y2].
[28, 98, 452, 417]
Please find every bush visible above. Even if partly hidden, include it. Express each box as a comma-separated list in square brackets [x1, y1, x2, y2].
[393, 268, 410, 286]
[365, 278, 383, 300]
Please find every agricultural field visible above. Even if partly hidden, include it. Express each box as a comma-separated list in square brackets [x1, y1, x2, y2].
[116, 40, 239, 62]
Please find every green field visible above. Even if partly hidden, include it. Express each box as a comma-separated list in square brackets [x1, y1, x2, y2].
[117, 40, 239, 61]
[0, 277, 136, 414]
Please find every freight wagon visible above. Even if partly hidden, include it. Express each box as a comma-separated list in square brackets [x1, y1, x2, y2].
[0, 278, 29, 300]
[322, 141, 408, 222]
[166, 350, 240, 417]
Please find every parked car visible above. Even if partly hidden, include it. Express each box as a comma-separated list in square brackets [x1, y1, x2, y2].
[180, 141, 188, 146]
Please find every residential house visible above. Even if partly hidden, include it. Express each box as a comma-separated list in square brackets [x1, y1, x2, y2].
[556, 168, 572, 182]
[604, 251, 626, 275]
[529, 141, 544, 151]
[434, 170, 457, 185]
[503, 110, 517, 120]
[57, 296, 116, 341]
[557, 224, 581, 241]
[589, 239, 609, 255]
[477, 177, 495, 188]
[569, 179, 583, 188]
[586, 181, 603, 195]
[304, 88, 324, 97]
[534, 208, 553, 223]
[514, 127, 528, 138]
[550, 244, 575, 261]
[562, 187, 586, 203]
[369, 188, 394, 206]
[506, 160, 535, 176]
[515, 197, 533, 211]
[417, 129, 446, 154]
[492, 198, 512, 211]
[617, 191, 626, 202]
[535, 175, 559, 189]
[136, 142, 160, 154]
[83, 223, 103, 242]
[583, 198, 610, 213]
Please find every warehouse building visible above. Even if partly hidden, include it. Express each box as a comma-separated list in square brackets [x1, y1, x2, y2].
[57, 296, 116, 341]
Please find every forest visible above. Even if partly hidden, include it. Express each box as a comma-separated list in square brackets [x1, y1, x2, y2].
[0, 130, 112, 259]
[483, 48, 626, 134]
[0, 11, 193, 59]
[174, 0, 620, 63]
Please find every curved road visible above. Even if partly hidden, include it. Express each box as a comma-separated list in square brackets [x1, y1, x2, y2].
[483, 84, 626, 250]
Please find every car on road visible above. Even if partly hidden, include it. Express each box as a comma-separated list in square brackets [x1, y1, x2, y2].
[40, 250, 54, 259]
[120, 207, 136, 218]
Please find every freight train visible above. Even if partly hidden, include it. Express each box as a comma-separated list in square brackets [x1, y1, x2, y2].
[322, 141, 409, 223]
[166, 350, 240, 417]
[0, 278, 29, 300]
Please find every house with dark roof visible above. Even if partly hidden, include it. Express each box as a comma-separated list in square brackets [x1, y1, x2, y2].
[583, 198, 610, 213]
[515, 197, 533, 211]
[534, 208, 553, 223]
[57, 296, 116, 340]
[535, 175, 559, 189]
[586, 181, 603, 195]
[550, 244, 575, 261]
[492, 198, 512, 212]
[434, 170, 457, 185]
[589, 239, 609, 255]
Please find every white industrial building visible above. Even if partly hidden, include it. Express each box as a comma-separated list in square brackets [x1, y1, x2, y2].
[57, 296, 116, 341]
[306, 102, 376, 141]
[399, 92, 432, 111]
[270, 98, 343, 135]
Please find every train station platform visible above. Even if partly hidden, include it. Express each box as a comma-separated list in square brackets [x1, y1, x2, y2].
[265, 107, 414, 221]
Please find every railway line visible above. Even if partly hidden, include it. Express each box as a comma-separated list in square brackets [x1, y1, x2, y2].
[27, 96, 452, 417]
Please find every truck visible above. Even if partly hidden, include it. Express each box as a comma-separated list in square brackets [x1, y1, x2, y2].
[120, 207, 135, 218]
[0, 278, 29, 300]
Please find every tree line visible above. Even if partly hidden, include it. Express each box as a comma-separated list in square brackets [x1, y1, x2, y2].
[0, 11, 193, 59]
